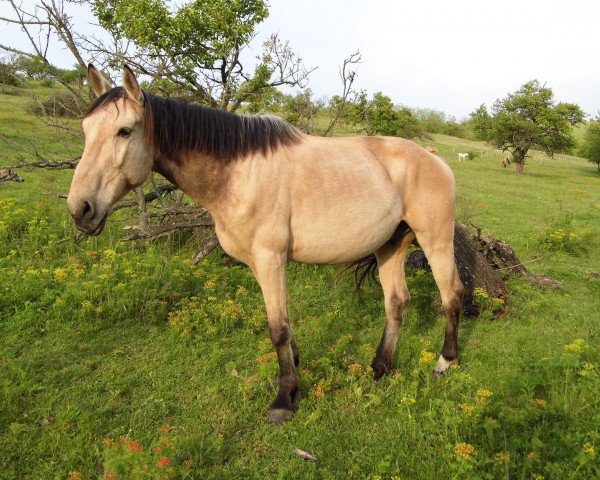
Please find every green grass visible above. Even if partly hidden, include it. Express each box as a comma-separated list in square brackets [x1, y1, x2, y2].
[1, 87, 600, 479]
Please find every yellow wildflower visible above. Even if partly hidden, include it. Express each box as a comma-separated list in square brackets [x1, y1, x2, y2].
[53, 268, 68, 281]
[454, 442, 475, 460]
[419, 350, 436, 365]
[476, 388, 493, 403]
[563, 338, 586, 354]
[81, 300, 92, 309]
[314, 383, 325, 398]
[348, 362, 362, 373]
[494, 452, 509, 463]
[582, 442, 596, 457]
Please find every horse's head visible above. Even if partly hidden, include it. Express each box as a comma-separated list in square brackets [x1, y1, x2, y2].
[67, 65, 153, 235]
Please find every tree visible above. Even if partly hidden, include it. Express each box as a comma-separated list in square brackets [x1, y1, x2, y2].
[0, 0, 312, 112]
[0, 54, 23, 88]
[90, 0, 312, 111]
[352, 91, 424, 139]
[469, 104, 492, 141]
[280, 89, 324, 134]
[580, 119, 600, 172]
[470, 81, 584, 174]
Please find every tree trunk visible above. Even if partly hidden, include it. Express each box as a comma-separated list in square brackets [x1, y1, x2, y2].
[516, 162, 524, 175]
[452, 223, 508, 316]
[512, 148, 527, 175]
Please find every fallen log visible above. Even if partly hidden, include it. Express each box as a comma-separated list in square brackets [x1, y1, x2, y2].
[408, 222, 564, 317]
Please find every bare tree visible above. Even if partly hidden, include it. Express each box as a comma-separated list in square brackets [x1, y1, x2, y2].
[322, 51, 361, 137]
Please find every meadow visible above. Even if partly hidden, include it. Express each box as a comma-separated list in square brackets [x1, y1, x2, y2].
[1, 83, 599, 479]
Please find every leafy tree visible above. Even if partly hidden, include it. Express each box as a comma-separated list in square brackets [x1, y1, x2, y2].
[469, 104, 493, 141]
[579, 120, 600, 172]
[92, 0, 312, 111]
[281, 89, 324, 134]
[0, 55, 23, 87]
[471, 80, 584, 174]
[352, 91, 424, 139]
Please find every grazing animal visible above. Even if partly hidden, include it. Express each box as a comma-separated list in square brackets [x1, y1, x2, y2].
[67, 65, 464, 424]
[500, 157, 511, 168]
[0, 168, 24, 183]
[457, 152, 469, 162]
[425, 146, 438, 155]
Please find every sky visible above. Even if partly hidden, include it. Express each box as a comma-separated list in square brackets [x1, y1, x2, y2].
[2, 0, 599, 120]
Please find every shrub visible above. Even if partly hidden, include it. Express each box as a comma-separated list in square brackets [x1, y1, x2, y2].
[28, 92, 86, 118]
[539, 214, 593, 254]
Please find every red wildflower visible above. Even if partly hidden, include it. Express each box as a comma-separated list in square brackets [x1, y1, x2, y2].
[125, 439, 142, 454]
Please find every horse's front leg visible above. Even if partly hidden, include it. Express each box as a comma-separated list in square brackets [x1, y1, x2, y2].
[252, 250, 299, 424]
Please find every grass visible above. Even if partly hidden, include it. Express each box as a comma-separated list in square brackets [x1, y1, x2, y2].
[1, 85, 600, 479]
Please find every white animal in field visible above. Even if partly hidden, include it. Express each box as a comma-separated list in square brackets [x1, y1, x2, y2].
[457, 152, 469, 162]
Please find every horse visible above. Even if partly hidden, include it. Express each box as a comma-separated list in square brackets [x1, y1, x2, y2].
[67, 65, 464, 425]
[457, 152, 469, 162]
[500, 157, 511, 168]
[425, 146, 438, 155]
[0, 167, 24, 183]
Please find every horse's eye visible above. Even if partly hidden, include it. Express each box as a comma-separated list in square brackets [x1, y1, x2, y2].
[117, 127, 132, 138]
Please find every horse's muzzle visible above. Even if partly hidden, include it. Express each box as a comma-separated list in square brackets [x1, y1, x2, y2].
[67, 199, 108, 236]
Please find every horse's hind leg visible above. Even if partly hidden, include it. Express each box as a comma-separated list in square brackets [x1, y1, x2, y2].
[414, 223, 464, 376]
[371, 230, 416, 380]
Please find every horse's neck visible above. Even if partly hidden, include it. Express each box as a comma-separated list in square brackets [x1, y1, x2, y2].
[153, 152, 231, 211]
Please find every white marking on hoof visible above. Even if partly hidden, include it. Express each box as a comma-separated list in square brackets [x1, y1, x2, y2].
[433, 355, 458, 377]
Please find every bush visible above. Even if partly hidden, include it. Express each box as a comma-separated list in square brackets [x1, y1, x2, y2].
[0, 61, 24, 87]
[28, 92, 86, 118]
[539, 214, 593, 254]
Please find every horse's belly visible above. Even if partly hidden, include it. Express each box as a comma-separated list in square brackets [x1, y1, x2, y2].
[288, 205, 402, 264]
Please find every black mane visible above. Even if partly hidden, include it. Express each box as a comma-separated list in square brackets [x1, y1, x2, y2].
[84, 87, 302, 162]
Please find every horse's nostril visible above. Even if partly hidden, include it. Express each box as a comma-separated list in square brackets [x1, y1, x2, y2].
[82, 200, 94, 221]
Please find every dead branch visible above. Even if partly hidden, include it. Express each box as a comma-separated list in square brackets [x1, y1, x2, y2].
[120, 218, 214, 242]
[191, 234, 220, 264]
[292, 449, 319, 462]
[7, 159, 79, 170]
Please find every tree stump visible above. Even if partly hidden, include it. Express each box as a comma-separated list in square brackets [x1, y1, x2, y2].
[453, 223, 508, 316]
[408, 222, 564, 317]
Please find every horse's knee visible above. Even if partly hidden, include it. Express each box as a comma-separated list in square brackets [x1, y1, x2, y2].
[268, 322, 291, 347]
[387, 290, 410, 321]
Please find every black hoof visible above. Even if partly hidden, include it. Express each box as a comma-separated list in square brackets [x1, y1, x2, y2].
[267, 408, 294, 425]
[371, 360, 390, 381]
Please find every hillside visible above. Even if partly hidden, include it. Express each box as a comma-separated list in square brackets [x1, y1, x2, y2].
[1, 85, 599, 479]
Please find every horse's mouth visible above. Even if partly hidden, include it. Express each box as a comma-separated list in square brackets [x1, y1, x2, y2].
[75, 212, 108, 236]
[89, 212, 108, 236]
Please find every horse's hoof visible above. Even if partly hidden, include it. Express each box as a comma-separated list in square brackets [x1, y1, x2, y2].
[371, 359, 390, 381]
[267, 408, 294, 425]
[432, 355, 458, 378]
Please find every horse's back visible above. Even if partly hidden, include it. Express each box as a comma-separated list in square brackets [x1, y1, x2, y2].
[285, 135, 454, 263]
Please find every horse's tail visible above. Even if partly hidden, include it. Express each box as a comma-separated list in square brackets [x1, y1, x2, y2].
[350, 221, 413, 291]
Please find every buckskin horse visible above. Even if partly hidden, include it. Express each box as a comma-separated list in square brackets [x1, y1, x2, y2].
[67, 65, 464, 424]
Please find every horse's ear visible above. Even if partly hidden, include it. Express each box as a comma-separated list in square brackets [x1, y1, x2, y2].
[123, 65, 143, 104]
[87, 64, 112, 97]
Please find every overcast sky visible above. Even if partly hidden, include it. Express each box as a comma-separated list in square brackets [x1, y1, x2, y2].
[2, 0, 599, 120]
